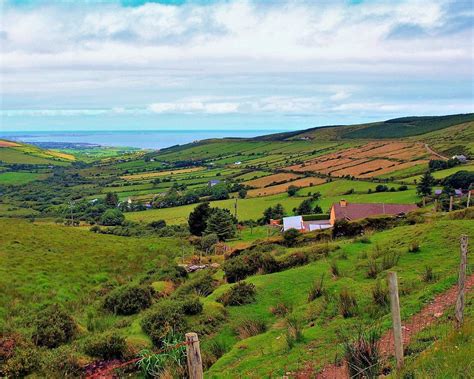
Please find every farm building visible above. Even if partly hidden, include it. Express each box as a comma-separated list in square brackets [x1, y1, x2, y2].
[282, 216, 332, 232]
[329, 200, 417, 225]
[452, 154, 467, 163]
[208, 179, 222, 187]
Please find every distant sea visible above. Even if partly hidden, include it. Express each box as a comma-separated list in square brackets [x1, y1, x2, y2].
[0, 130, 286, 149]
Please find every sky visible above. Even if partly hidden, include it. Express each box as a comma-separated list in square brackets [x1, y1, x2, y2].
[0, 0, 473, 131]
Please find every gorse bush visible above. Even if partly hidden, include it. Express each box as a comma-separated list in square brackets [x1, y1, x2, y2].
[339, 289, 358, 318]
[223, 250, 278, 283]
[141, 300, 187, 347]
[103, 285, 154, 315]
[308, 275, 325, 302]
[344, 329, 381, 379]
[218, 282, 256, 306]
[32, 305, 76, 348]
[181, 297, 203, 315]
[175, 272, 217, 297]
[83, 333, 127, 360]
[282, 228, 300, 247]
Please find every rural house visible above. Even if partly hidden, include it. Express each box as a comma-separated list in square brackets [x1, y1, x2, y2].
[208, 179, 221, 187]
[282, 215, 332, 232]
[329, 200, 417, 225]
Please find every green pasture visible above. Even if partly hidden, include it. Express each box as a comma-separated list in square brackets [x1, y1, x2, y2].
[0, 172, 45, 185]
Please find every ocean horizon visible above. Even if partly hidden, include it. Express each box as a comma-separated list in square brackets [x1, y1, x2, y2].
[0, 129, 287, 149]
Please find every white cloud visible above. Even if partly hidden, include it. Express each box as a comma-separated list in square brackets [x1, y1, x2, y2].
[148, 101, 239, 114]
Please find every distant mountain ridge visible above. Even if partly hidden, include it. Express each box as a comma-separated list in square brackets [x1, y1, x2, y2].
[253, 113, 474, 141]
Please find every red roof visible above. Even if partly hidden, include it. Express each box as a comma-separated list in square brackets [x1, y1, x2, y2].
[332, 202, 418, 221]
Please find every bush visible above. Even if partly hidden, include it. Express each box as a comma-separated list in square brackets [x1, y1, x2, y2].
[32, 305, 76, 348]
[372, 280, 389, 307]
[282, 228, 300, 247]
[285, 316, 304, 349]
[223, 250, 279, 283]
[103, 285, 154, 315]
[333, 219, 364, 238]
[181, 297, 203, 315]
[84, 333, 127, 359]
[141, 300, 187, 347]
[174, 273, 217, 297]
[330, 261, 340, 277]
[422, 266, 437, 282]
[408, 242, 420, 253]
[233, 318, 267, 339]
[0, 344, 40, 377]
[218, 282, 256, 306]
[339, 289, 357, 318]
[99, 208, 125, 226]
[279, 251, 309, 269]
[366, 259, 379, 279]
[308, 275, 325, 302]
[344, 329, 381, 378]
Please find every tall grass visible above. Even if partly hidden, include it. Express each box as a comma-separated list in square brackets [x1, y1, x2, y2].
[344, 329, 381, 379]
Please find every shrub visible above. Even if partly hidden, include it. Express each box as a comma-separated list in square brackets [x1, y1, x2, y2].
[285, 316, 303, 349]
[422, 266, 437, 282]
[408, 242, 420, 253]
[333, 220, 364, 238]
[218, 282, 256, 306]
[366, 259, 379, 279]
[175, 273, 217, 297]
[181, 297, 203, 315]
[280, 251, 309, 269]
[270, 302, 292, 317]
[372, 280, 389, 307]
[398, 185, 408, 191]
[330, 261, 340, 277]
[282, 228, 300, 247]
[103, 285, 154, 315]
[83, 333, 127, 360]
[339, 289, 357, 318]
[99, 208, 125, 226]
[223, 250, 279, 283]
[233, 318, 267, 339]
[381, 251, 400, 270]
[0, 344, 40, 377]
[344, 329, 381, 379]
[141, 300, 187, 347]
[32, 305, 76, 348]
[307, 275, 325, 302]
[40, 345, 84, 377]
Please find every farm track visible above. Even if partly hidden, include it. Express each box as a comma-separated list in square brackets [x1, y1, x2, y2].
[424, 143, 448, 161]
[295, 274, 474, 379]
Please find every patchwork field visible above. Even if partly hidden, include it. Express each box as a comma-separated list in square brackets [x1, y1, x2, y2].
[287, 141, 434, 179]
[0, 172, 46, 185]
[121, 166, 205, 181]
[246, 177, 325, 197]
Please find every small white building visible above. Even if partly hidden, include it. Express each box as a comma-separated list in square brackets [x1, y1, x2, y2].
[282, 216, 304, 232]
[452, 155, 467, 163]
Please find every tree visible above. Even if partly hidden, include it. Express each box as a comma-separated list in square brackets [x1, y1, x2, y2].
[296, 199, 313, 215]
[417, 171, 435, 196]
[205, 208, 236, 241]
[201, 233, 219, 255]
[188, 202, 211, 236]
[443, 170, 474, 191]
[100, 208, 124, 226]
[287, 185, 299, 197]
[313, 204, 323, 214]
[238, 188, 247, 199]
[105, 192, 119, 207]
[311, 191, 322, 200]
[262, 203, 285, 224]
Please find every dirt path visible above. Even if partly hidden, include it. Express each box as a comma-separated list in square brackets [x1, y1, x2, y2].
[313, 274, 473, 379]
[425, 143, 448, 160]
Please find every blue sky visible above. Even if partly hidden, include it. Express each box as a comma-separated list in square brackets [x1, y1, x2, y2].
[0, 0, 472, 131]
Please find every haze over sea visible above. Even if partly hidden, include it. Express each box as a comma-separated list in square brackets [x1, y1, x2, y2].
[0, 130, 285, 150]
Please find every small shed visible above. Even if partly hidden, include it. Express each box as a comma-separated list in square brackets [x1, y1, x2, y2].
[282, 216, 304, 232]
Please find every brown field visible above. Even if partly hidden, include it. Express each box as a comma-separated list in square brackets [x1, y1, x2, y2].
[246, 177, 325, 197]
[244, 173, 301, 188]
[0, 140, 20, 147]
[46, 150, 76, 161]
[358, 160, 429, 179]
[286, 141, 432, 178]
[121, 167, 204, 181]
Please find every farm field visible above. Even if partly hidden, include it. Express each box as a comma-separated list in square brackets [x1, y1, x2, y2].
[286, 141, 434, 179]
[246, 177, 326, 197]
[401, 163, 474, 184]
[0, 172, 46, 185]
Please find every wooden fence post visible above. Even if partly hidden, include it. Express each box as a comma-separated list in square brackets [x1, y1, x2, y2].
[186, 332, 203, 379]
[455, 235, 469, 327]
[388, 272, 404, 370]
[467, 191, 471, 208]
[449, 195, 453, 212]
[422, 196, 426, 207]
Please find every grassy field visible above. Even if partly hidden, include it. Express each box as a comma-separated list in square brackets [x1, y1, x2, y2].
[205, 219, 474, 377]
[0, 219, 188, 331]
[126, 192, 310, 224]
[0, 172, 46, 185]
[401, 163, 474, 184]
